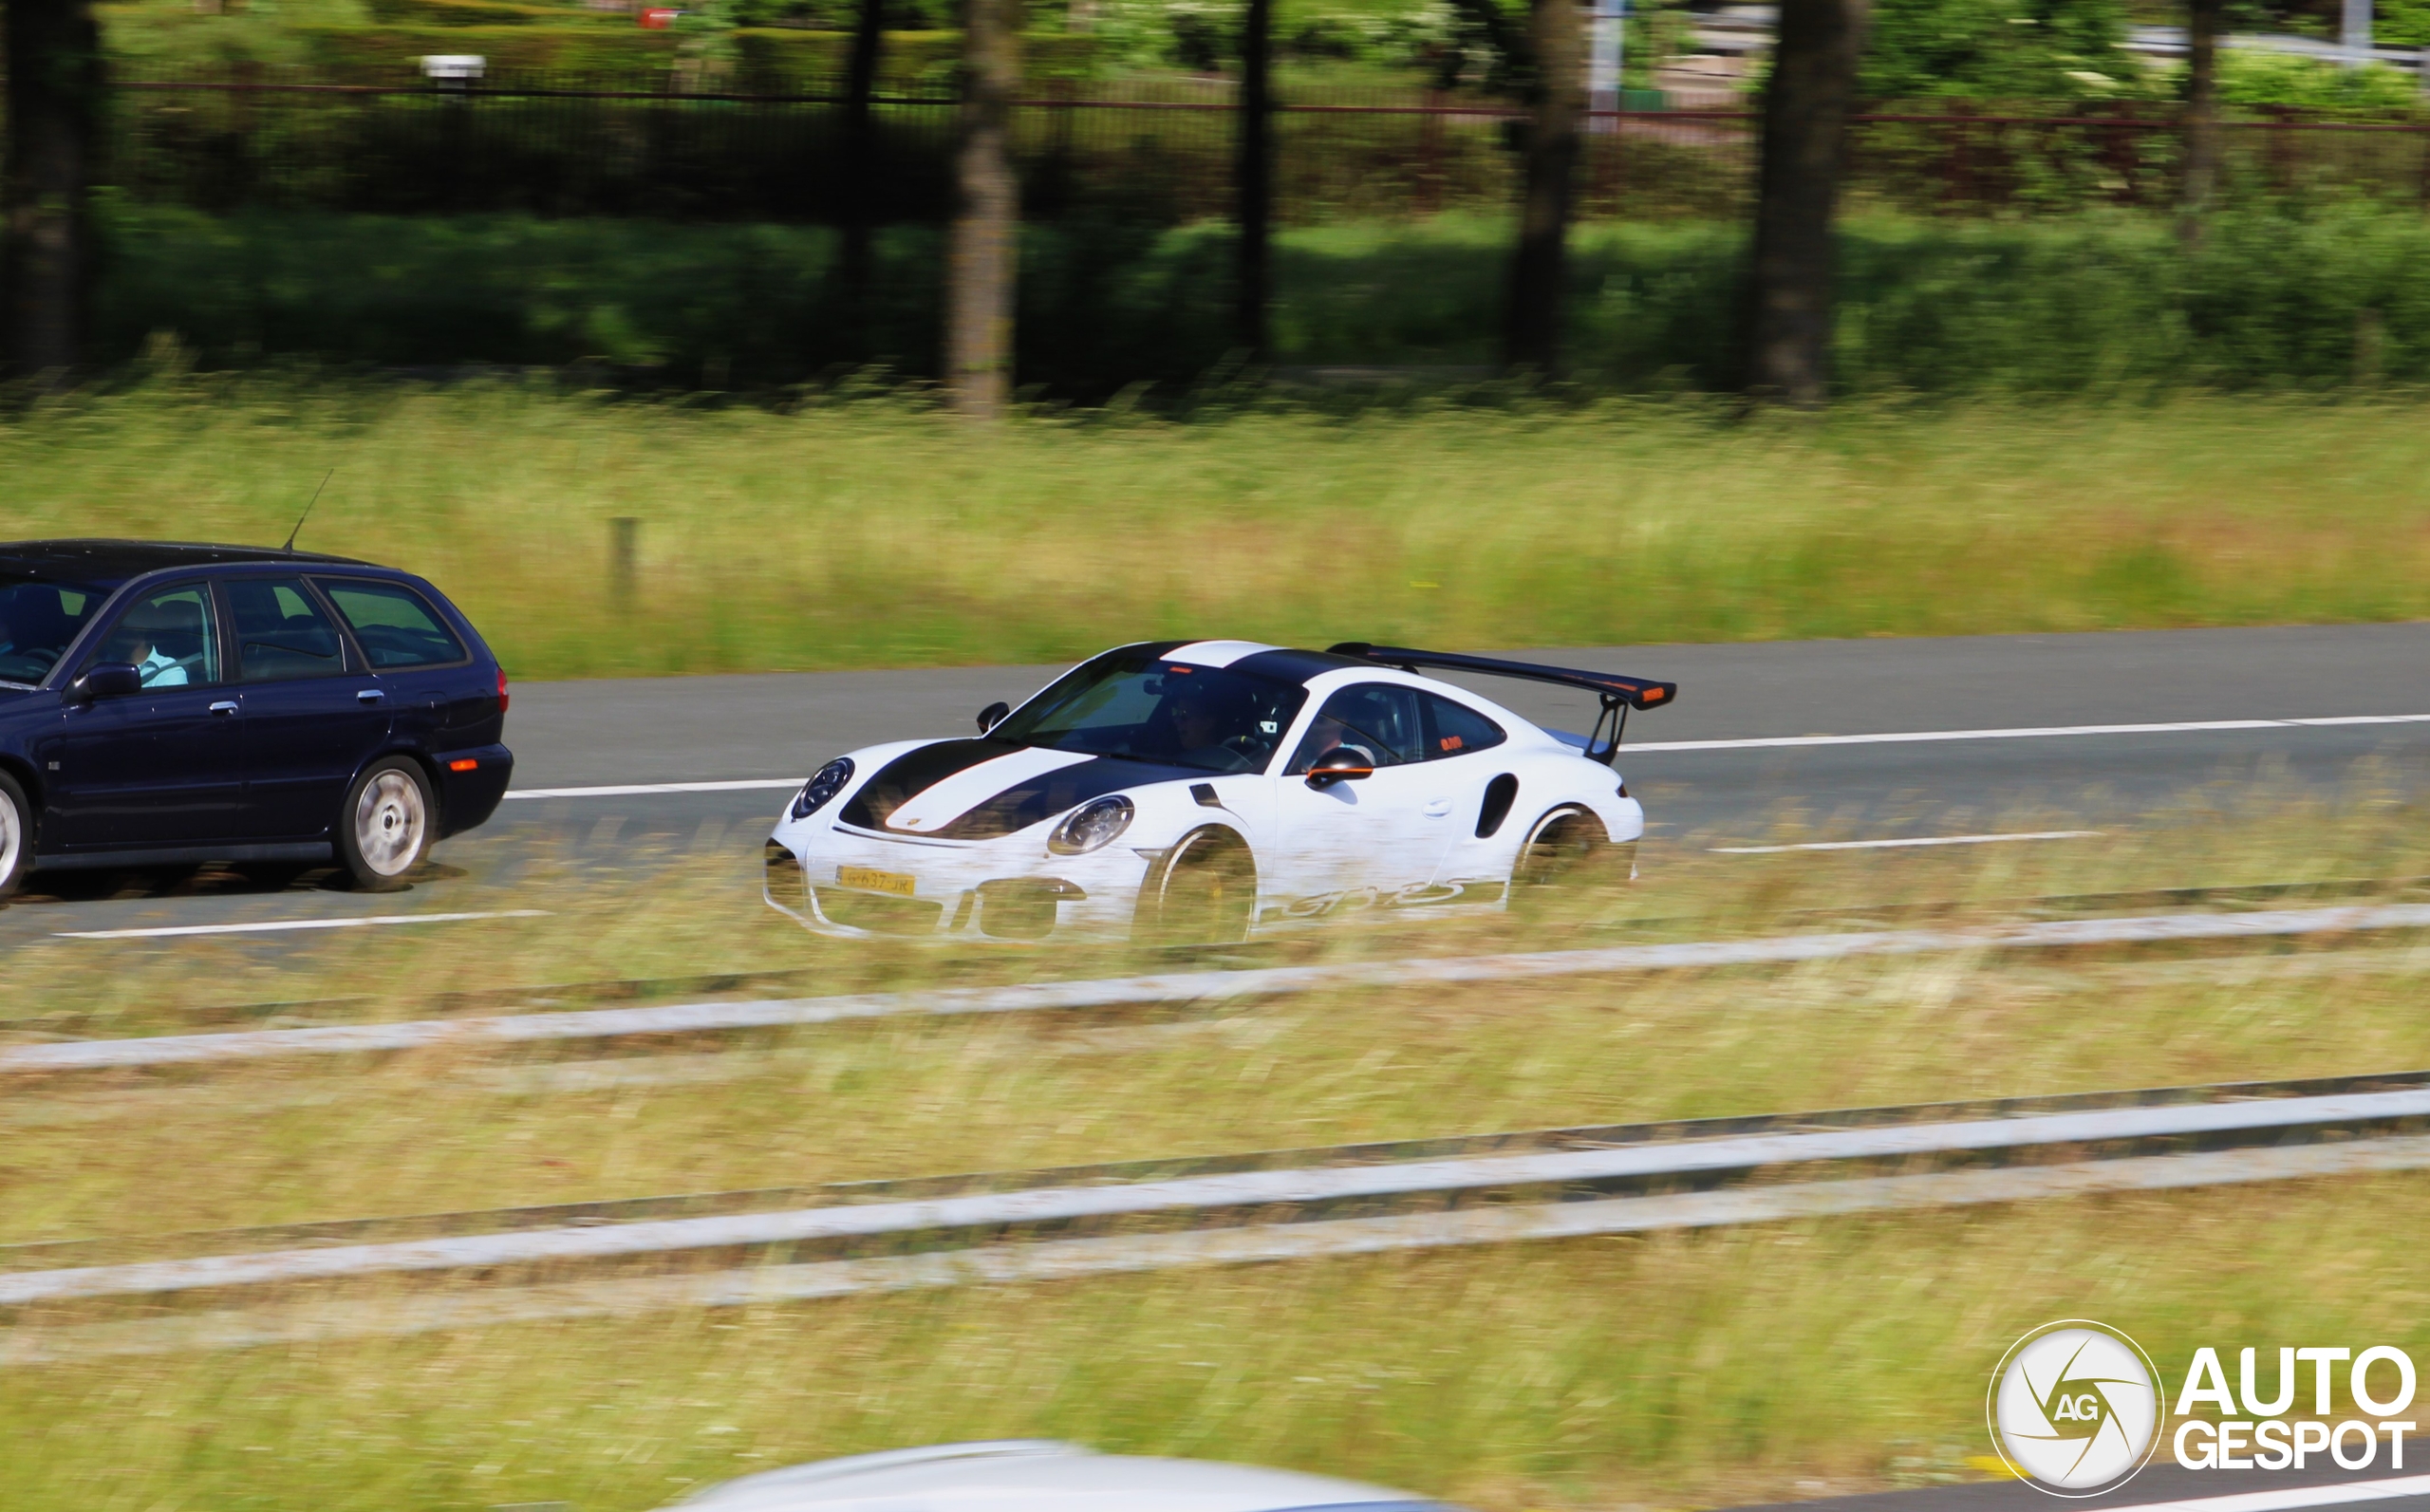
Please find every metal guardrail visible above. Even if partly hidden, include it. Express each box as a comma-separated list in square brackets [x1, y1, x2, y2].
[8, 872, 2419, 1041]
[9, 1069, 2430, 1359]
[8, 902, 2429, 1075]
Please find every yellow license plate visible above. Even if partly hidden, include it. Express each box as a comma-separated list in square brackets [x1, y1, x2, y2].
[836, 866, 918, 897]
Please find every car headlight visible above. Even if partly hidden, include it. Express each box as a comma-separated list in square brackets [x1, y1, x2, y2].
[792, 757, 854, 821]
[1048, 794, 1134, 854]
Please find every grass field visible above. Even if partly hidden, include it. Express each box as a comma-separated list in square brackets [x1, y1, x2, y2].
[6, 378, 2430, 679]
[3, 802, 2427, 1510]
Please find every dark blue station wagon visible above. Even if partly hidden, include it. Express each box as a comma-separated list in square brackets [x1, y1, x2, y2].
[0, 540, 514, 898]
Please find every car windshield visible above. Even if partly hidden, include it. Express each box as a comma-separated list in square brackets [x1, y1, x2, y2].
[992, 649, 1309, 775]
[0, 576, 102, 687]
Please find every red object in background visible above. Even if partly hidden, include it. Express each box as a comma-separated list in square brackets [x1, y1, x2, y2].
[638, 7, 677, 26]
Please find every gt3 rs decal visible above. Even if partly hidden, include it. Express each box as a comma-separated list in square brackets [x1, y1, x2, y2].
[1261, 877, 1507, 922]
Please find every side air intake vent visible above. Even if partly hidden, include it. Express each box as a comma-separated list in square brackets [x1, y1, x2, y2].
[1476, 774, 1520, 838]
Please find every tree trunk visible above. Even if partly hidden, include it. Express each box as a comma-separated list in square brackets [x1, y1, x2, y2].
[2178, 0, 2224, 240]
[4, 0, 104, 381]
[1741, 0, 1866, 407]
[944, 0, 1019, 416]
[1234, 0, 1273, 357]
[1504, 0, 1584, 374]
[840, 0, 886, 344]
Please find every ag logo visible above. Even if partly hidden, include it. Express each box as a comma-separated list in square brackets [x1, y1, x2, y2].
[1988, 1320, 2165, 1497]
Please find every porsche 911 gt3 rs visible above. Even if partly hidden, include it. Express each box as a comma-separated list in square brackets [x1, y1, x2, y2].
[763, 640, 1676, 943]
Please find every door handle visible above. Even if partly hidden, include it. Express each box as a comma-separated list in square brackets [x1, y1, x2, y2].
[208, 700, 239, 716]
[1423, 798, 1454, 817]
[357, 689, 384, 704]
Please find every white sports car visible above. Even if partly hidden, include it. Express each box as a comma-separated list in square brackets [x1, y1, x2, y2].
[762, 640, 1676, 944]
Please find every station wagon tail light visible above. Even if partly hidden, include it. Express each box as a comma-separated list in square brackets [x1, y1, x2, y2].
[449, 758, 479, 773]
[497, 667, 511, 714]
[1049, 794, 1134, 854]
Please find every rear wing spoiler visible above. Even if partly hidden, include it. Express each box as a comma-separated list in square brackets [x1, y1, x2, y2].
[1327, 643, 1677, 766]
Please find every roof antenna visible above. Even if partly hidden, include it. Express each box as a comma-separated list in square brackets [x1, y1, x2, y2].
[282, 470, 334, 553]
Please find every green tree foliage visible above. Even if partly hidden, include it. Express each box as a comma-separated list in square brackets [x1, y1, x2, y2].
[2217, 51, 2419, 110]
[2373, 0, 2430, 43]
[1859, 0, 2144, 101]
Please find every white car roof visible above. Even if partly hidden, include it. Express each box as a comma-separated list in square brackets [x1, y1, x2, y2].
[673, 1441, 1449, 1512]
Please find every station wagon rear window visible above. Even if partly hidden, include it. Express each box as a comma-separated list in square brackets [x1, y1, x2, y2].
[317, 579, 466, 669]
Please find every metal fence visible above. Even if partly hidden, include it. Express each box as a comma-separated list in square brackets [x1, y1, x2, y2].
[102, 66, 2430, 223]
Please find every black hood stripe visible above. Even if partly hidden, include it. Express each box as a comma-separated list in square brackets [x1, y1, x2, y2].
[930, 755, 1204, 840]
[838, 739, 1021, 830]
[839, 740, 1203, 840]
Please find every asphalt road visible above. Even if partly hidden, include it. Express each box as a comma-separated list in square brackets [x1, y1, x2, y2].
[7, 622, 2427, 947]
[1731, 1462, 2430, 1512]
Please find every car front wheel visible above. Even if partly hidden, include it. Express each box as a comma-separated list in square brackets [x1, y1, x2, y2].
[1138, 826, 1256, 945]
[0, 771, 30, 902]
[339, 758, 434, 892]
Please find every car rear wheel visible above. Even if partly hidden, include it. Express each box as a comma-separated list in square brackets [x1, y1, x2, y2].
[1138, 826, 1256, 945]
[0, 771, 30, 903]
[339, 758, 433, 892]
[1510, 805, 1632, 905]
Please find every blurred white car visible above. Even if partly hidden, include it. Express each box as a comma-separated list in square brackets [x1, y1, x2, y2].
[665, 1439, 1465, 1511]
[764, 639, 1676, 944]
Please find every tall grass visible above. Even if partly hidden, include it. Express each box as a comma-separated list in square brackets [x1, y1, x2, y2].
[6, 376, 2430, 676]
[4, 805, 2429, 1509]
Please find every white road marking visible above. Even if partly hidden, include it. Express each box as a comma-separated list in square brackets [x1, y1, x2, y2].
[494, 714, 2430, 803]
[52, 910, 548, 942]
[2098, 1473, 2430, 1512]
[10, 902, 2430, 1072]
[503, 778, 801, 800]
[1712, 830, 2103, 854]
[1623, 713, 2430, 755]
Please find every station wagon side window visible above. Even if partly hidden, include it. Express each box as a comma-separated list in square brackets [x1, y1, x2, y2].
[1420, 693, 1506, 759]
[226, 577, 348, 683]
[315, 579, 467, 669]
[1286, 682, 1429, 774]
[90, 582, 222, 688]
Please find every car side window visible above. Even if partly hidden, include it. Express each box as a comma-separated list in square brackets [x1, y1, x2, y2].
[1422, 693, 1506, 759]
[226, 577, 347, 683]
[1287, 683, 1428, 774]
[91, 582, 221, 688]
[316, 579, 467, 669]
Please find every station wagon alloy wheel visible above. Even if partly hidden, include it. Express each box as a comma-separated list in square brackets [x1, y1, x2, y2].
[340, 759, 432, 891]
[0, 771, 28, 901]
